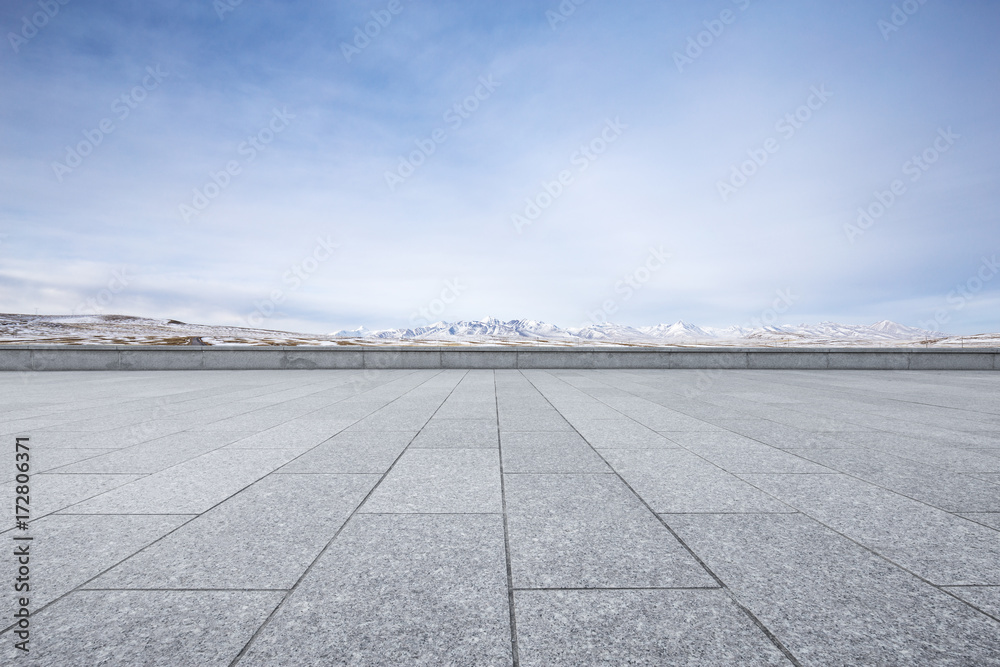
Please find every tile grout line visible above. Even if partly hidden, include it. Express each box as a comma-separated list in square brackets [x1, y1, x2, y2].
[594, 372, 1000, 511]
[727, 470, 1000, 626]
[521, 369, 804, 667]
[730, 452, 1000, 527]
[2, 373, 410, 631]
[512, 586, 723, 591]
[495, 370, 521, 667]
[40, 369, 407, 467]
[238, 371, 431, 476]
[29, 370, 409, 505]
[227, 368, 465, 666]
[0, 475, 159, 535]
[12, 369, 1000, 660]
[0, 511, 203, 637]
[30, 371, 344, 439]
[571, 371, 1000, 622]
[522, 371, 798, 507]
[54, 371, 419, 507]
[12, 373, 417, 527]
[0, 371, 427, 639]
[615, 369, 997, 452]
[79, 587, 290, 592]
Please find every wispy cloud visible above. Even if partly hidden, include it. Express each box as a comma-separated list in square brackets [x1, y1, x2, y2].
[1, 0, 998, 334]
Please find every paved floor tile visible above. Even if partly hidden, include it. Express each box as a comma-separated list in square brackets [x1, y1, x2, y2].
[505, 473, 714, 588]
[972, 473, 1000, 485]
[238, 514, 513, 666]
[6, 430, 116, 448]
[668, 513, 1000, 665]
[501, 431, 609, 473]
[667, 431, 832, 473]
[962, 512, 1000, 530]
[1, 514, 191, 615]
[499, 410, 573, 431]
[361, 449, 502, 513]
[277, 430, 415, 473]
[63, 449, 297, 514]
[40, 420, 192, 444]
[224, 419, 353, 449]
[832, 431, 1000, 472]
[942, 586, 1000, 620]
[757, 409, 864, 433]
[434, 400, 500, 419]
[0, 590, 283, 666]
[744, 472, 1000, 585]
[799, 447, 1000, 512]
[53, 430, 256, 474]
[710, 419, 850, 449]
[515, 589, 791, 666]
[601, 449, 792, 513]
[612, 409, 718, 432]
[89, 474, 378, 590]
[1, 473, 145, 522]
[348, 408, 438, 431]
[3, 368, 999, 665]
[0, 448, 116, 480]
[411, 419, 499, 448]
[868, 419, 999, 448]
[190, 414, 291, 432]
[570, 419, 676, 448]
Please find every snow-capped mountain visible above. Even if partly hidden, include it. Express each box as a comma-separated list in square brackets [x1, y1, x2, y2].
[868, 320, 937, 338]
[333, 317, 578, 341]
[0, 313, 345, 346]
[639, 321, 714, 339]
[735, 321, 945, 343]
[565, 323, 648, 341]
[2, 313, 977, 347]
[331, 317, 950, 345]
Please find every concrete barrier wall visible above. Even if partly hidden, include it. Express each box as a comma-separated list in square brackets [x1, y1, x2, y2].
[0, 345, 997, 371]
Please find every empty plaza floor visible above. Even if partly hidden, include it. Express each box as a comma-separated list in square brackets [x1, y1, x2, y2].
[2, 368, 1000, 665]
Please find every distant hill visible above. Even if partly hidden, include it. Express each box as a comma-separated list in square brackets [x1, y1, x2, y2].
[2, 313, 992, 347]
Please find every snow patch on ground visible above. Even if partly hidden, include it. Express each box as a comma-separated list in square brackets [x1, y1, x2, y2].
[2, 313, 996, 347]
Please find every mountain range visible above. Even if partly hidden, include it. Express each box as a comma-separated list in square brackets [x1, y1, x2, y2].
[3, 313, 992, 347]
[331, 317, 946, 343]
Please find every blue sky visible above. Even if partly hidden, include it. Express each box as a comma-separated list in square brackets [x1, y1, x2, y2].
[1, 0, 998, 334]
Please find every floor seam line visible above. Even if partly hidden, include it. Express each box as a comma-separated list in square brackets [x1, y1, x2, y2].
[521, 369, 804, 667]
[225, 369, 454, 665]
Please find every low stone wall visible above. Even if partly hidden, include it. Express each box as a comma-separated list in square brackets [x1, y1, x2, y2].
[0, 345, 997, 370]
